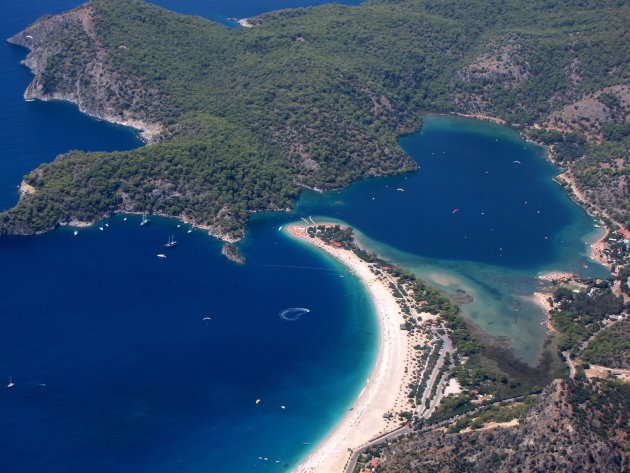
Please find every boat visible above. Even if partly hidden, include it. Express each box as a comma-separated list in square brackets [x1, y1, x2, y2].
[7, 376, 15, 389]
[452, 208, 460, 214]
[140, 213, 150, 226]
[99, 226, 104, 231]
[187, 229, 192, 234]
[164, 235, 177, 248]
[73, 230, 78, 236]
[396, 187, 405, 192]
[157, 254, 167, 258]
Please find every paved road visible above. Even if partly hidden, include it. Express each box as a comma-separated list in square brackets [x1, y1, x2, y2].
[343, 426, 411, 473]
[344, 394, 526, 473]
[417, 333, 454, 419]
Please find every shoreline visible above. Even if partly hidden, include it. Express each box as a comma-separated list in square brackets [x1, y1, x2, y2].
[286, 224, 424, 473]
[554, 172, 612, 268]
[531, 291, 558, 335]
[237, 18, 254, 28]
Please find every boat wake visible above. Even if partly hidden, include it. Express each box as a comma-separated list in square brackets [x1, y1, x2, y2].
[279, 307, 310, 321]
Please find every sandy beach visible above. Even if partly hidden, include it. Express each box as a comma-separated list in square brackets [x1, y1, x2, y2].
[287, 224, 423, 473]
[589, 233, 610, 268]
[237, 18, 254, 28]
[531, 291, 558, 335]
[537, 271, 573, 282]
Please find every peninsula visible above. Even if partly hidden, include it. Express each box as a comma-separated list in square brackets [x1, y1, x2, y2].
[2, 0, 628, 243]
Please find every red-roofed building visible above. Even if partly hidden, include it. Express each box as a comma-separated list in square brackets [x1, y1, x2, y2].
[368, 457, 381, 468]
[617, 228, 630, 239]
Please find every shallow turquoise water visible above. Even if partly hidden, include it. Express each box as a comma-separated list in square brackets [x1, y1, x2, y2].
[297, 116, 608, 363]
[0, 2, 607, 472]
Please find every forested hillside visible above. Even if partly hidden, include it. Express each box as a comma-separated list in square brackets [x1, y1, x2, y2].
[2, 0, 628, 240]
[377, 379, 629, 472]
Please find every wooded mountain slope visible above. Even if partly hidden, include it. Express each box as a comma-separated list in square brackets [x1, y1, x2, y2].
[2, 0, 628, 239]
[379, 379, 629, 472]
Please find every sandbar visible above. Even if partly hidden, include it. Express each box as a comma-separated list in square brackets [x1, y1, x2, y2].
[287, 224, 425, 473]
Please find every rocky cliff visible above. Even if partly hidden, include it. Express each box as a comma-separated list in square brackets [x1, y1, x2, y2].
[8, 5, 162, 143]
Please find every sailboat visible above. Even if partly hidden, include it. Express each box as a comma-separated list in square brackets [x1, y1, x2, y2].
[140, 213, 150, 226]
[7, 376, 15, 389]
[164, 234, 177, 248]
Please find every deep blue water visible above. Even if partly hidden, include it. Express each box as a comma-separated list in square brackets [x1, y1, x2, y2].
[300, 118, 574, 269]
[0, 1, 607, 472]
[0, 218, 376, 473]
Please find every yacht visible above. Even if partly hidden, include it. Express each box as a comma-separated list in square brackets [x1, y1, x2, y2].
[164, 235, 177, 248]
[7, 376, 15, 389]
[140, 213, 150, 226]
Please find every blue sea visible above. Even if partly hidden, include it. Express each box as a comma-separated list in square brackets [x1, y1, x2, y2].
[0, 1, 606, 472]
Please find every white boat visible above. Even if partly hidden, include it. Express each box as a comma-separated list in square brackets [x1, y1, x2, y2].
[140, 213, 150, 226]
[157, 254, 167, 258]
[7, 376, 15, 389]
[164, 235, 177, 248]
[73, 230, 78, 236]
[123, 217, 128, 221]
[187, 229, 192, 234]
[99, 226, 104, 231]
